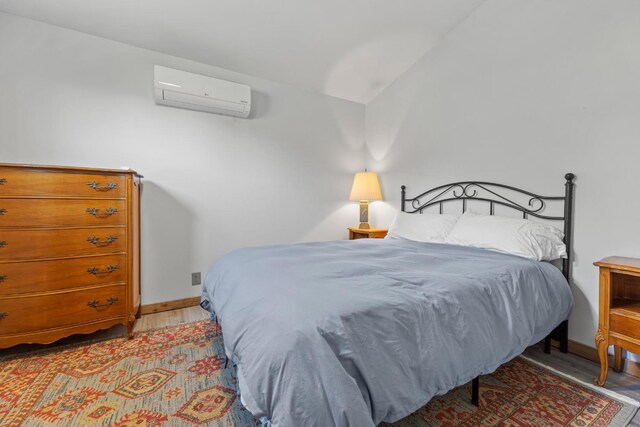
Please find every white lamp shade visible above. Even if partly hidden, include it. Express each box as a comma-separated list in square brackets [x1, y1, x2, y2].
[349, 171, 383, 201]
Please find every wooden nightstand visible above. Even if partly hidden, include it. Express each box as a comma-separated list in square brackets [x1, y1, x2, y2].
[348, 227, 387, 240]
[594, 256, 640, 386]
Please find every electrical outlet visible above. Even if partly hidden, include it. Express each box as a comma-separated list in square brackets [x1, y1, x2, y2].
[191, 272, 201, 286]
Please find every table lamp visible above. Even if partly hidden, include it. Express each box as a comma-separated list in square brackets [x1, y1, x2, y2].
[349, 170, 383, 229]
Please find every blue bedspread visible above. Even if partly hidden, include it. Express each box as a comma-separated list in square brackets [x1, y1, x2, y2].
[201, 239, 572, 426]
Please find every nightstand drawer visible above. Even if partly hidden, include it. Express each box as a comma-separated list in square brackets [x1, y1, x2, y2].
[610, 308, 640, 337]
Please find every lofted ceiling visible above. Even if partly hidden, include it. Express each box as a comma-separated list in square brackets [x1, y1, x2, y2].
[0, 0, 485, 103]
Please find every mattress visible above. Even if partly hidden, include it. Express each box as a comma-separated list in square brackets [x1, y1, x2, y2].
[201, 238, 573, 426]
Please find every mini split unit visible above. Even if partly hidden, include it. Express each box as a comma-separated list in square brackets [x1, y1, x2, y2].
[154, 65, 252, 118]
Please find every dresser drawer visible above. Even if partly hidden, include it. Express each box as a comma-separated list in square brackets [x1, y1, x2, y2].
[0, 227, 126, 260]
[0, 255, 126, 296]
[0, 168, 126, 199]
[0, 285, 126, 335]
[0, 199, 126, 227]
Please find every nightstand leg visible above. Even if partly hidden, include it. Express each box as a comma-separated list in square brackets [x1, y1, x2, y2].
[594, 328, 609, 386]
[613, 345, 624, 373]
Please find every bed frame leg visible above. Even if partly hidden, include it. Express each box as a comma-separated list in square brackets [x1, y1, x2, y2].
[544, 320, 569, 354]
[471, 376, 479, 407]
[559, 319, 569, 353]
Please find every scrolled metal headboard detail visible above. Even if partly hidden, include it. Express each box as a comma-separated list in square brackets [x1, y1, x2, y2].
[400, 173, 576, 281]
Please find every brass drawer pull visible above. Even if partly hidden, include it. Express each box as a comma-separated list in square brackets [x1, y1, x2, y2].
[86, 181, 118, 191]
[87, 235, 118, 247]
[0, 275, 6, 283]
[0, 208, 6, 215]
[0, 241, 7, 248]
[87, 265, 119, 275]
[0, 313, 7, 320]
[0, 178, 6, 185]
[86, 208, 118, 218]
[87, 297, 119, 309]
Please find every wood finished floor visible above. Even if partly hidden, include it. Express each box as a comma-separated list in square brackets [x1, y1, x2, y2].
[2, 306, 639, 426]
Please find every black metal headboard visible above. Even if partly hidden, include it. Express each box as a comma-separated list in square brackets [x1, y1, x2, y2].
[400, 173, 576, 281]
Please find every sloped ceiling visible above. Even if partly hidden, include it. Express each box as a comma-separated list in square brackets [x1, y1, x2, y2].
[0, 0, 485, 103]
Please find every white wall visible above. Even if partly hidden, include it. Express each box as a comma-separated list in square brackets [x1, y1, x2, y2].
[0, 12, 365, 304]
[365, 0, 640, 348]
[3, 1, 639, 349]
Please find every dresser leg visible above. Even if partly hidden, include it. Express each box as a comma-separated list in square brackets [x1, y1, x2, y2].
[594, 328, 609, 386]
[613, 345, 625, 373]
[127, 315, 135, 339]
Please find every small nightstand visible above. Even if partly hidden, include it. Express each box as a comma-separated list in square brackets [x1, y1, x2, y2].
[348, 227, 388, 240]
[594, 256, 640, 386]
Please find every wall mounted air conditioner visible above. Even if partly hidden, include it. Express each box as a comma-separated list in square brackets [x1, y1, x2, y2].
[154, 65, 251, 118]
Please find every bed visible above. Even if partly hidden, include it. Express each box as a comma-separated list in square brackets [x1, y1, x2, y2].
[201, 174, 576, 426]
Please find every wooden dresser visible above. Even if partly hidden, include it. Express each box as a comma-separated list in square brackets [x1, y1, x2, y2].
[0, 164, 141, 348]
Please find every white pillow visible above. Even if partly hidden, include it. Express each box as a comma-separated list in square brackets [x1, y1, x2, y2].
[386, 212, 458, 243]
[445, 211, 566, 261]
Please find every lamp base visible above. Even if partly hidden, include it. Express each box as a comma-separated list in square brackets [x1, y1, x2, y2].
[358, 200, 370, 230]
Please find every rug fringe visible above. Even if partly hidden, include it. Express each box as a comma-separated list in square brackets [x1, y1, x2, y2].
[519, 355, 640, 407]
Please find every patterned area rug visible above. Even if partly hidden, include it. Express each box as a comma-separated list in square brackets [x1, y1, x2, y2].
[0, 321, 255, 427]
[0, 320, 637, 426]
[389, 358, 639, 427]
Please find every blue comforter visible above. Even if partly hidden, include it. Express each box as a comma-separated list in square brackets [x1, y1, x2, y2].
[201, 239, 572, 426]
